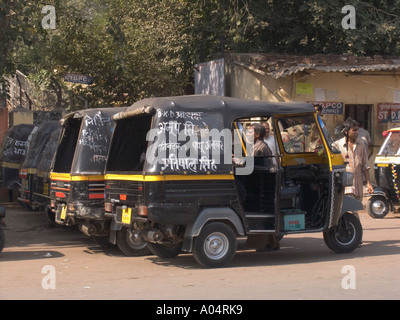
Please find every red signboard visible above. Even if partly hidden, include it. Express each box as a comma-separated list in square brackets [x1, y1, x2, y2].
[377, 103, 400, 123]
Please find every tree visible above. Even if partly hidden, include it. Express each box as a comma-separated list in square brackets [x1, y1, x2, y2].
[4, 0, 400, 110]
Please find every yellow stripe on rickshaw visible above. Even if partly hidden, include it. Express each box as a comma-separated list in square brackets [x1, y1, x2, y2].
[50, 172, 105, 181]
[104, 174, 235, 182]
[0, 161, 22, 169]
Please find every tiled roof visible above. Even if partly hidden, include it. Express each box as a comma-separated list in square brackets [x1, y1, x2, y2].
[232, 53, 400, 78]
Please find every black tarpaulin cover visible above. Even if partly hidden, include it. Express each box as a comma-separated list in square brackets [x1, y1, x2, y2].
[0, 124, 36, 188]
[53, 107, 126, 175]
[22, 121, 60, 169]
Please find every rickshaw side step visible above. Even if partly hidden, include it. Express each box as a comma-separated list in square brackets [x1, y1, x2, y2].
[245, 213, 274, 219]
[248, 229, 275, 233]
[245, 213, 275, 231]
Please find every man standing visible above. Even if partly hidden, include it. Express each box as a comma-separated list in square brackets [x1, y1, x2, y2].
[334, 117, 374, 202]
[357, 121, 371, 152]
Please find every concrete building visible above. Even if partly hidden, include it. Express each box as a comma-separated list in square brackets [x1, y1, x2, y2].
[223, 53, 400, 158]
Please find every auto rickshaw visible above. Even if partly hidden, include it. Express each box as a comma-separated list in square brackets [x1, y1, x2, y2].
[50, 108, 129, 243]
[367, 126, 400, 218]
[0, 124, 36, 199]
[18, 121, 60, 210]
[104, 95, 363, 268]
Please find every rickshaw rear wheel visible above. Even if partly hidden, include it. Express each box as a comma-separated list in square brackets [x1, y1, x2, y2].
[323, 213, 362, 253]
[147, 241, 182, 258]
[193, 222, 237, 268]
[367, 196, 389, 219]
[117, 227, 150, 256]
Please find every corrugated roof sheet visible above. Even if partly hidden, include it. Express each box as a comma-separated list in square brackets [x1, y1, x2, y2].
[232, 53, 400, 79]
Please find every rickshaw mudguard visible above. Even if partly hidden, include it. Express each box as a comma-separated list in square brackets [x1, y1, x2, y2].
[109, 220, 122, 244]
[181, 207, 245, 252]
[340, 195, 364, 216]
[368, 186, 388, 198]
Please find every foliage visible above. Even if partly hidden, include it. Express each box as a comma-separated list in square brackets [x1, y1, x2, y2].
[2, 0, 400, 109]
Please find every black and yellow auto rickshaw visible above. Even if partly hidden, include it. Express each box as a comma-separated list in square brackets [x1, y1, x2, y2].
[0, 124, 36, 199]
[18, 121, 60, 210]
[367, 127, 400, 218]
[50, 108, 125, 240]
[104, 95, 363, 268]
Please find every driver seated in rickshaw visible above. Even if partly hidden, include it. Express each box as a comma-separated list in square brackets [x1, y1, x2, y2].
[232, 122, 273, 201]
[233, 122, 279, 251]
[247, 123, 273, 158]
[232, 122, 272, 166]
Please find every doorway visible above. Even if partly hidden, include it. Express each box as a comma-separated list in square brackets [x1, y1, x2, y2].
[345, 104, 373, 158]
[345, 104, 372, 131]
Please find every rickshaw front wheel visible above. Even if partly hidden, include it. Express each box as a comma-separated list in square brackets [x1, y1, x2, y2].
[323, 213, 362, 254]
[193, 222, 237, 268]
[367, 196, 389, 219]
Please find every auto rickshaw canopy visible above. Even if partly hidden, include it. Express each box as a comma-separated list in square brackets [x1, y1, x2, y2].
[53, 107, 126, 175]
[113, 95, 315, 125]
[107, 95, 317, 176]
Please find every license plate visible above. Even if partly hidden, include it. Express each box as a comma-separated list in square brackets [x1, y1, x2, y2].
[377, 163, 389, 167]
[60, 206, 67, 220]
[122, 207, 132, 224]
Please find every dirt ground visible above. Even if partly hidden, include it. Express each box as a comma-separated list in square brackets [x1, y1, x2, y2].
[1, 202, 400, 300]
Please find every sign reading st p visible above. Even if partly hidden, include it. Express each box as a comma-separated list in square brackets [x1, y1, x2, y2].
[64, 73, 94, 85]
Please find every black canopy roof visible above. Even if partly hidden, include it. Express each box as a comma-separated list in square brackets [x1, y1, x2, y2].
[113, 95, 315, 125]
[54, 107, 126, 175]
[22, 121, 60, 169]
[0, 123, 36, 163]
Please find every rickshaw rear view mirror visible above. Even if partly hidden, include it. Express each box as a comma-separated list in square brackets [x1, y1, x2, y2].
[341, 172, 354, 187]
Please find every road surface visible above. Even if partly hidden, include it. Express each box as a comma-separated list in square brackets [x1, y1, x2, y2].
[1, 203, 400, 300]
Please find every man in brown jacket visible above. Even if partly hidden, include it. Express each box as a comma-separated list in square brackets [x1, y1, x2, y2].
[334, 117, 374, 202]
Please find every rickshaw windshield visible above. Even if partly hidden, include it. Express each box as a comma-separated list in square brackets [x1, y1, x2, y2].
[317, 115, 341, 154]
[277, 115, 324, 153]
[378, 131, 400, 156]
